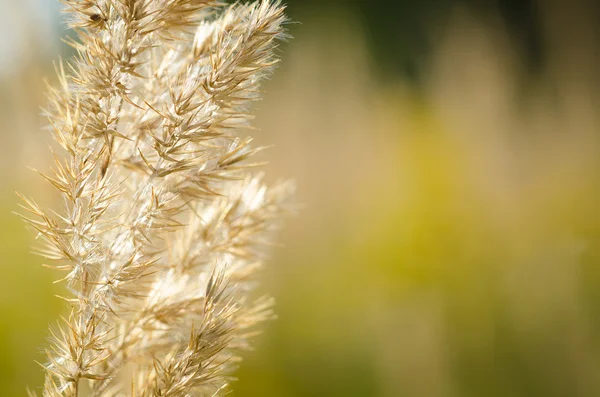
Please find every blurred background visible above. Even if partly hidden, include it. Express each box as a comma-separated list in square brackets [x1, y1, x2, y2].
[1, 0, 600, 396]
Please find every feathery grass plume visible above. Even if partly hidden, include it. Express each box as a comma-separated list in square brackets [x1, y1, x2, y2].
[20, 1, 293, 395]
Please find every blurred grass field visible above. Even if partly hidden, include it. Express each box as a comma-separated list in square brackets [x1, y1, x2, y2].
[1, 1, 600, 396]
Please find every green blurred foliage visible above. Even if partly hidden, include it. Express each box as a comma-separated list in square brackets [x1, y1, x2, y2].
[0, 198, 63, 396]
[283, 0, 551, 83]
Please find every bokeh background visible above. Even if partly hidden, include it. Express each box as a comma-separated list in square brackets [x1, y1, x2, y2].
[1, 0, 600, 396]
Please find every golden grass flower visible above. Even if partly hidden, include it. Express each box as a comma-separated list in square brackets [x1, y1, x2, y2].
[19, 1, 292, 395]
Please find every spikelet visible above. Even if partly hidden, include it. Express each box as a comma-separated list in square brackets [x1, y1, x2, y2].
[20, 1, 292, 396]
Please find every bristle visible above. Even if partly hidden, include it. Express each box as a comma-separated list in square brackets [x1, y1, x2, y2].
[19, 1, 293, 396]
